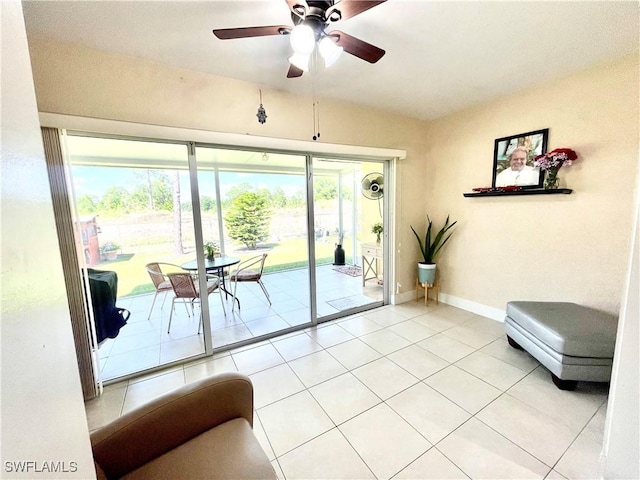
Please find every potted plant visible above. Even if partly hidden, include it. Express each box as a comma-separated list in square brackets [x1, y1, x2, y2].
[101, 241, 120, 261]
[204, 241, 220, 260]
[372, 222, 383, 244]
[411, 215, 457, 285]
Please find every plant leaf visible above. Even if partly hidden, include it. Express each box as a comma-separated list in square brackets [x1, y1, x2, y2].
[431, 220, 457, 261]
[411, 225, 427, 262]
[413, 215, 457, 264]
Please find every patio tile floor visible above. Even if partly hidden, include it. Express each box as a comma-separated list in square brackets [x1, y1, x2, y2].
[98, 264, 382, 381]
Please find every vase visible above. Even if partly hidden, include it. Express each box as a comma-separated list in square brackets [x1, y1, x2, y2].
[544, 168, 559, 190]
[417, 263, 436, 285]
[333, 244, 345, 266]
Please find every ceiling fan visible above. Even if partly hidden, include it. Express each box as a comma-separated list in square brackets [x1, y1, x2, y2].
[212, 0, 387, 78]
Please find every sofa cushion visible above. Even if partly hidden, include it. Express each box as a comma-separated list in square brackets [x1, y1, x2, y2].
[122, 418, 275, 480]
[506, 301, 617, 358]
[94, 461, 107, 480]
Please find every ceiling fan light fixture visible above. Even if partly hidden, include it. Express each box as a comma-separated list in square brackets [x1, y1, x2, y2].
[212, 0, 388, 78]
[318, 36, 343, 67]
[290, 24, 315, 54]
[288, 52, 310, 71]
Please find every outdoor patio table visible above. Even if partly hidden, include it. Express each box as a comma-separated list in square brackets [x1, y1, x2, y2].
[181, 256, 241, 309]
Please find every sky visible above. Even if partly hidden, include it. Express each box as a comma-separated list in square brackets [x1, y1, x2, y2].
[70, 165, 306, 201]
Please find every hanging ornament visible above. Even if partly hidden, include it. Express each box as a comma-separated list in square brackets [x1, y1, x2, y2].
[256, 89, 267, 124]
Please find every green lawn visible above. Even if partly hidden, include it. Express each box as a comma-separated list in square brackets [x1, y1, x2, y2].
[95, 236, 352, 298]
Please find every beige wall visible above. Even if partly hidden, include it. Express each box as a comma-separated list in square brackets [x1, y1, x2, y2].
[26, 39, 638, 315]
[422, 55, 639, 316]
[27, 38, 429, 298]
[19, 22, 638, 479]
[29, 38, 421, 148]
[1, 3, 95, 477]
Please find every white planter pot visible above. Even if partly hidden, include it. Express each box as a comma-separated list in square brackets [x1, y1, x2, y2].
[417, 263, 436, 285]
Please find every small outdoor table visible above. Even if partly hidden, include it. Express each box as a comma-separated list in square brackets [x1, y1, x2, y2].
[181, 256, 241, 309]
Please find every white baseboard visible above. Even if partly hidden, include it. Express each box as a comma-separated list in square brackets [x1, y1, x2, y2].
[391, 290, 417, 305]
[396, 290, 506, 322]
[438, 293, 506, 322]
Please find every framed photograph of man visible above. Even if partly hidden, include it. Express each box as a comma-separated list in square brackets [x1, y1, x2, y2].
[492, 128, 548, 189]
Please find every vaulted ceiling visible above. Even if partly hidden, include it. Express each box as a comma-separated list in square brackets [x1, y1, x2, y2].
[22, 1, 639, 121]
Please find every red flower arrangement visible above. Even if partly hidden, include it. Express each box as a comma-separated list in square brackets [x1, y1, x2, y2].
[534, 148, 578, 189]
[534, 148, 578, 171]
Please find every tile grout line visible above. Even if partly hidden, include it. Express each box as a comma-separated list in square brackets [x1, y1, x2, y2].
[97, 302, 607, 480]
[546, 397, 608, 476]
[263, 313, 475, 479]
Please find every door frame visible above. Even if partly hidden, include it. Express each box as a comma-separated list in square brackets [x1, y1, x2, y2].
[46, 113, 404, 383]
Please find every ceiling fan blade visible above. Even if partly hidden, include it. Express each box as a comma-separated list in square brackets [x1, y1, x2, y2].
[329, 0, 386, 21]
[213, 25, 291, 40]
[330, 30, 385, 63]
[284, 0, 308, 17]
[287, 64, 304, 78]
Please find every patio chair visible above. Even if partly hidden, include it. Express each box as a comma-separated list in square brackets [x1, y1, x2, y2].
[230, 254, 270, 312]
[166, 272, 226, 334]
[145, 262, 186, 320]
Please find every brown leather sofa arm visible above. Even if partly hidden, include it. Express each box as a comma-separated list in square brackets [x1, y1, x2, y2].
[91, 372, 254, 479]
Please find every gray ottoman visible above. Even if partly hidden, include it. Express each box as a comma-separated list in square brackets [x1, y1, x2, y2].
[504, 301, 618, 390]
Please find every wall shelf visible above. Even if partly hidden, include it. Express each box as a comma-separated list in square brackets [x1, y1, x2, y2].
[463, 188, 572, 198]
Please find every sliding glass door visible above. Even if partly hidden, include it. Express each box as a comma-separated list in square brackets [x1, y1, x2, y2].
[65, 135, 206, 381]
[194, 146, 313, 346]
[62, 132, 391, 382]
[311, 158, 385, 321]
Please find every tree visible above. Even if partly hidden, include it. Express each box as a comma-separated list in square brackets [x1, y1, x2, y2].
[77, 194, 97, 214]
[314, 177, 338, 200]
[270, 187, 288, 209]
[99, 186, 130, 213]
[150, 174, 173, 211]
[129, 184, 151, 211]
[128, 171, 173, 211]
[224, 191, 271, 249]
[200, 196, 216, 211]
[288, 189, 306, 208]
[132, 169, 162, 210]
[172, 171, 183, 255]
[340, 183, 353, 201]
[145, 169, 154, 210]
[225, 183, 255, 204]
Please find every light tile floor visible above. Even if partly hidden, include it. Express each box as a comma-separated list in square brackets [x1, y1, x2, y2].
[98, 264, 382, 381]
[86, 301, 609, 479]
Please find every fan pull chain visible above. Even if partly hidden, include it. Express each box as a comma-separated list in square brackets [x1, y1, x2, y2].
[317, 101, 321, 140]
[312, 101, 321, 141]
[312, 101, 317, 141]
[310, 52, 321, 141]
